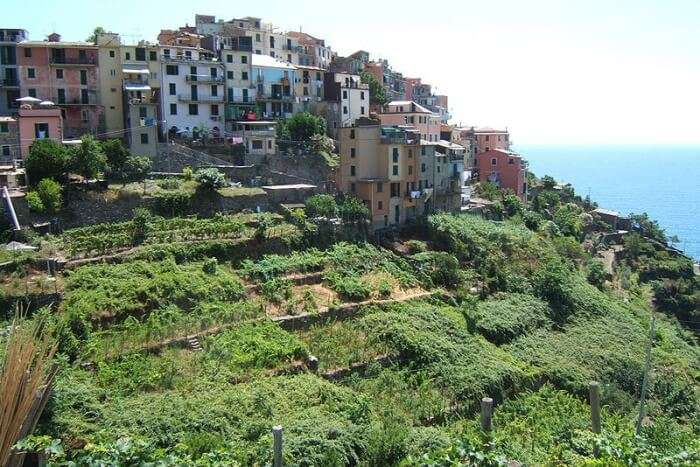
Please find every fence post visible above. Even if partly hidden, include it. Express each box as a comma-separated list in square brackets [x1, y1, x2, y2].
[589, 381, 601, 434]
[480, 397, 493, 432]
[272, 425, 283, 467]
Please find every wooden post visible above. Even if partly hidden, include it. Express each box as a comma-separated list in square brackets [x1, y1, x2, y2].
[480, 397, 493, 432]
[272, 425, 283, 467]
[589, 381, 601, 434]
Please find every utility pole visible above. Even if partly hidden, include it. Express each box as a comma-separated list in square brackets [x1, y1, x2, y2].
[635, 313, 656, 435]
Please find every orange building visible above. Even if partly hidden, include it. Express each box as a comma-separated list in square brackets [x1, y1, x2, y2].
[17, 103, 64, 158]
[378, 101, 441, 142]
[475, 148, 527, 199]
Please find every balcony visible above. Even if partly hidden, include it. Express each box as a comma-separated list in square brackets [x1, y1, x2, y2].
[256, 93, 293, 102]
[0, 78, 19, 88]
[380, 135, 420, 145]
[0, 32, 27, 43]
[49, 57, 97, 66]
[128, 97, 159, 106]
[177, 94, 224, 103]
[185, 75, 225, 84]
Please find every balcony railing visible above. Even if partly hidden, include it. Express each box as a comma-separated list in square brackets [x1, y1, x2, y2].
[177, 94, 224, 103]
[0, 78, 19, 87]
[185, 75, 225, 84]
[256, 93, 293, 101]
[49, 57, 97, 66]
[380, 135, 420, 145]
[230, 129, 275, 137]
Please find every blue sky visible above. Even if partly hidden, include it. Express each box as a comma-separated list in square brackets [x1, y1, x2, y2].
[5, 0, 699, 144]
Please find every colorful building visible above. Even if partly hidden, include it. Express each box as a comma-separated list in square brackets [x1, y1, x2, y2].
[323, 72, 369, 138]
[17, 34, 103, 139]
[472, 127, 510, 154]
[379, 101, 441, 142]
[286, 31, 334, 69]
[159, 45, 225, 138]
[252, 54, 296, 119]
[16, 102, 64, 158]
[337, 121, 421, 230]
[475, 148, 526, 199]
[0, 29, 27, 115]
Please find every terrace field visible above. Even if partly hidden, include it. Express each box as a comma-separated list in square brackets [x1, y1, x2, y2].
[2, 210, 698, 465]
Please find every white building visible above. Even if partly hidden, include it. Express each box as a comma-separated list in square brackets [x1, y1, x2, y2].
[323, 72, 369, 138]
[159, 45, 225, 138]
[252, 54, 296, 119]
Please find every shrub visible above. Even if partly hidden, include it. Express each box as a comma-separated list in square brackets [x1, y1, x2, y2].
[404, 240, 427, 254]
[25, 139, 70, 184]
[131, 208, 151, 245]
[182, 166, 193, 181]
[156, 178, 180, 190]
[153, 191, 190, 217]
[202, 257, 218, 274]
[523, 210, 543, 230]
[121, 155, 152, 182]
[325, 272, 371, 302]
[261, 277, 293, 304]
[305, 194, 338, 218]
[469, 293, 552, 344]
[586, 259, 608, 289]
[195, 168, 226, 190]
[277, 112, 327, 142]
[411, 251, 460, 287]
[101, 139, 130, 174]
[26, 178, 63, 214]
[502, 193, 524, 218]
[70, 134, 107, 180]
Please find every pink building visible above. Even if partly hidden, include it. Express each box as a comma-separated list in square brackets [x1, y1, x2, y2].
[475, 148, 526, 199]
[473, 127, 510, 154]
[403, 78, 421, 101]
[379, 101, 441, 142]
[17, 34, 103, 139]
[17, 104, 64, 158]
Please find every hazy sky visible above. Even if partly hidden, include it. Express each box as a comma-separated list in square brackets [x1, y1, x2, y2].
[5, 0, 699, 144]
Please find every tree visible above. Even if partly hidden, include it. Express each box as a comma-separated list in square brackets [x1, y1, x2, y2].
[553, 203, 584, 239]
[502, 193, 524, 218]
[70, 135, 107, 180]
[86, 26, 106, 44]
[541, 175, 557, 190]
[195, 168, 226, 191]
[338, 195, 370, 223]
[360, 71, 388, 106]
[121, 155, 152, 182]
[25, 139, 70, 185]
[305, 194, 338, 218]
[101, 139, 130, 175]
[630, 212, 667, 243]
[278, 112, 326, 142]
[587, 259, 608, 289]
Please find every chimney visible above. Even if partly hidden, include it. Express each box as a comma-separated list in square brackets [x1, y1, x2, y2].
[48, 32, 61, 42]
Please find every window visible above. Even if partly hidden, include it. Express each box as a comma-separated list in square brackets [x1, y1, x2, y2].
[185, 51, 192, 59]
[135, 48, 146, 61]
[408, 165, 413, 175]
[1, 146, 9, 157]
[360, 91, 365, 100]
[252, 140, 263, 149]
[125, 52, 131, 60]
[350, 148, 356, 158]
[170, 103, 177, 115]
[140, 133, 149, 144]
[350, 129, 355, 139]
[287, 54, 292, 62]
[24, 48, 32, 58]
[211, 85, 218, 97]
[188, 104, 198, 115]
[485, 135, 490, 141]
[377, 201, 383, 210]
[34, 123, 49, 139]
[392, 148, 399, 163]
[390, 182, 400, 197]
[27, 68, 35, 79]
[110, 69, 116, 76]
[350, 165, 356, 176]
[80, 69, 87, 85]
[255, 33, 261, 42]
[268, 140, 272, 149]
[303, 87, 308, 96]
[169, 83, 176, 95]
[343, 106, 348, 114]
[491, 158, 497, 166]
[81, 89, 89, 104]
[342, 90, 347, 99]
[376, 182, 383, 192]
[166, 65, 178, 75]
[227, 54, 233, 63]
[57, 89, 65, 104]
[508, 158, 514, 165]
[109, 50, 115, 58]
[392, 165, 398, 176]
[270, 36, 275, 48]
[149, 50, 157, 61]
[163, 49, 170, 58]
[211, 104, 219, 116]
[421, 163, 426, 173]
[139, 107, 147, 118]
[361, 106, 365, 114]
[227, 71, 234, 79]
[28, 88, 36, 98]
[0, 123, 7, 133]
[55, 69, 63, 79]
[241, 71, 248, 80]
[241, 55, 248, 64]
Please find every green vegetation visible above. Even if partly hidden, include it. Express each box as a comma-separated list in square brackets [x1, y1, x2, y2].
[26, 178, 63, 214]
[194, 167, 227, 191]
[25, 139, 71, 185]
[277, 112, 327, 142]
[7, 174, 699, 464]
[361, 71, 388, 105]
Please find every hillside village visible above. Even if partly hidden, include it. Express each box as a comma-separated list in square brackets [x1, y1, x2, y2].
[0, 13, 698, 467]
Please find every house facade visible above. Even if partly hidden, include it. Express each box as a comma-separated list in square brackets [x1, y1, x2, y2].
[251, 54, 296, 119]
[323, 72, 369, 138]
[0, 116, 19, 161]
[0, 29, 27, 115]
[475, 148, 526, 199]
[160, 45, 225, 138]
[17, 34, 103, 139]
[379, 101, 441, 142]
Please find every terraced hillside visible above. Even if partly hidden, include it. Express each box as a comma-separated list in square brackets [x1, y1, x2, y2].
[1, 209, 698, 465]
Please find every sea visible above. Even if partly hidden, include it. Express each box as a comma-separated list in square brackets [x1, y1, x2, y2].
[514, 145, 700, 261]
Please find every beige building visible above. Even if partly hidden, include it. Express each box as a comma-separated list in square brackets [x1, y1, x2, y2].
[97, 33, 160, 157]
[230, 120, 276, 164]
[294, 65, 324, 114]
[337, 121, 420, 230]
[379, 101, 441, 142]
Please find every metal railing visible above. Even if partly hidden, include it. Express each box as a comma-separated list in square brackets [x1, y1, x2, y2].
[49, 57, 97, 65]
[185, 75, 225, 84]
[177, 94, 225, 103]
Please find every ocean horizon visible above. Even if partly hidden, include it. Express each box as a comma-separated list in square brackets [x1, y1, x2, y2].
[514, 144, 700, 261]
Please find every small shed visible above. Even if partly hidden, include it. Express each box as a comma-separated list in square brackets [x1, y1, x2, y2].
[593, 208, 631, 231]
